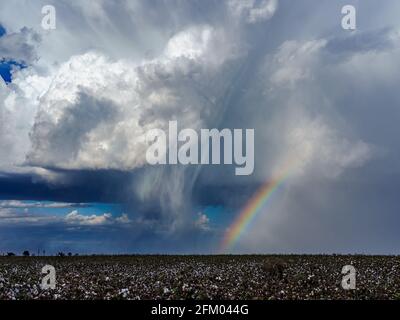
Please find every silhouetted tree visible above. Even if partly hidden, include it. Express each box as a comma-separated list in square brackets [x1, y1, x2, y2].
[57, 252, 65, 257]
[23, 250, 30, 257]
[7, 252, 15, 256]
[68, 252, 72, 257]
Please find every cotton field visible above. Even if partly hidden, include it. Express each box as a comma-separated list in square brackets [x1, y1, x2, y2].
[0, 255, 399, 300]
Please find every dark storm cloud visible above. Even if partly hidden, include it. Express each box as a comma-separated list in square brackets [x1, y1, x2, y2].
[0, 170, 130, 203]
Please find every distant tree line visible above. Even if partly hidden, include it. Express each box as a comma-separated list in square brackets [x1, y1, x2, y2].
[1, 251, 79, 256]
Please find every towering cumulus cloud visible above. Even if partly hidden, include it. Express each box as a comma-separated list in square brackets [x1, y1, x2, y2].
[27, 25, 238, 170]
[0, 0, 399, 253]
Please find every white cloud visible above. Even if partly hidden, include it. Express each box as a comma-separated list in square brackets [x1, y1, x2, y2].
[0, 27, 40, 63]
[269, 39, 327, 88]
[165, 25, 239, 66]
[279, 113, 371, 179]
[12, 25, 236, 172]
[252, 37, 377, 183]
[195, 212, 210, 231]
[0, 206, 130, 227]
[0, 207, 58, 225]
[0, 200, 86, 209]
[65, 211, 131, 226]
[0, 208, 15, 218]
[65, 210, 112, 226]
[0, 66, 52, 172]
[116, 213, 131, 224]
[228, 0, 278, 24]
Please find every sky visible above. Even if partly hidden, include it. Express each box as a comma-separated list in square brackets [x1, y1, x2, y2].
[0, 0, 400, 255]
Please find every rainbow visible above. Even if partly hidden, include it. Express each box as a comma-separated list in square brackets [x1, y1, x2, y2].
[220, 160, 298, 252]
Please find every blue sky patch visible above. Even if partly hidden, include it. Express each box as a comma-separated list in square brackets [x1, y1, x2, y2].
[0, 60, 26, 83]
[0, 24, 27, 84]
[0, 24, 6, 37]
